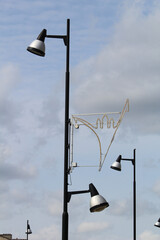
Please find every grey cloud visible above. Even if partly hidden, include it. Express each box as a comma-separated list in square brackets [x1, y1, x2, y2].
[38, 95, 61, 127]
[0, 162, 36, 181]
[0, 181, 39, 220]
[10, 188, 37, 205]
[0, 181, 9, 195]
[0, 99, 20, 133]
[38, 90, 64, 137]
[77, 221, 110, 233]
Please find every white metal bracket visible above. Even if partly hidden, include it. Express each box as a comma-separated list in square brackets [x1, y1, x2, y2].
[70, 99, 129, 171]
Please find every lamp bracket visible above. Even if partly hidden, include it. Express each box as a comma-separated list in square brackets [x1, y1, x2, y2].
[46, 34, 67, 46]
[67, 189, 90, 202]
[122, 158, 134, 165]
[46, 34, 66, 39]
[122, 158, 133, 161]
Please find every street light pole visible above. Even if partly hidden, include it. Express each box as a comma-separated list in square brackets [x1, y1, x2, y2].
[26, 220, 29, 240]
[27, 19, 109, 240]
[111, 149, 136, 240]
[25, 220, 32, 240]
[133, 149, 136, 240]
[44, 18, 70, 240]
[62, 18, 70, 240]
[27, 19, 70, 240]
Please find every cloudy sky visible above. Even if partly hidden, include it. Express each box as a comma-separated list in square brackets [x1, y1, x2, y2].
[0, 0, 160, 240]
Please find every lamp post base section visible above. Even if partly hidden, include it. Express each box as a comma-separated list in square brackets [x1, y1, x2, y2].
[62, 212, 69, 240]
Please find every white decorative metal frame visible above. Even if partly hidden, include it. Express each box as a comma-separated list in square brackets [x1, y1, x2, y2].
[70, 99, 129, 171]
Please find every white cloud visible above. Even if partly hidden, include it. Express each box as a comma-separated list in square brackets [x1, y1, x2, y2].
[47, 197, 62, 216]
[0, 63, 20, 102]
[31, 224, 61, 240]
[139, 230, 159, 240]
[0, 64, 21, 132]
[0, 1, 160, 238]
[110, 199, 131, 216]
[152, 180, 160, 196]
[110, 198, 158, 217]
[77, 221, 110, 233]
[137, 199, 159, 216]
[72, 3, 160, 135]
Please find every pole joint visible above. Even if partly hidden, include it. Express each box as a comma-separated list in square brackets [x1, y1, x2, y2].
[63, 36, 68, 46]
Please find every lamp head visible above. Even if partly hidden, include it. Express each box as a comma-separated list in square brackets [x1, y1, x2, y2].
[110, 155, 122, 171]
[154, 218, 160, 228]
[26, 221, 32, 234]
[27, 29, 46, 57]
[89, 183, 109, 212]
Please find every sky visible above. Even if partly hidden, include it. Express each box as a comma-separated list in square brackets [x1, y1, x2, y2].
[0, 0, 160, 240]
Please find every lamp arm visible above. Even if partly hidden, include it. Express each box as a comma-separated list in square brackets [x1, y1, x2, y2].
[121, 158, 135, 165]
[46, 35, 68, 46]
[67, 190, 90, 203]
[46, 34, 66, 39]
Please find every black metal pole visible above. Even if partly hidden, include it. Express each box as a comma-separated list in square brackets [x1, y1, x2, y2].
[62, 19, 70, 240]
[121, 149, 136, 240]
[26, 220, 28, 240]
[133, 149, 136, 240]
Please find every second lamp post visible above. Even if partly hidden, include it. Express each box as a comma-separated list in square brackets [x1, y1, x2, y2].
[25, 220, 32, 240]
[111, 149, 136, 240]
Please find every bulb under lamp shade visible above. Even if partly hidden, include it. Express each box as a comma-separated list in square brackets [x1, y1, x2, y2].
[154, 218, 160, 228]
[110, 155, 122, 171]
[27, 29, 46, 57]
[89, 183, 109, 213]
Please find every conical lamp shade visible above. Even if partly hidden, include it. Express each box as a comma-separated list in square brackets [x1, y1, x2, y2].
[110, 155, 122, 171]
[89, 183, 109, 212]
[27, 29, 46, 57]
[154, 218, 160, 228]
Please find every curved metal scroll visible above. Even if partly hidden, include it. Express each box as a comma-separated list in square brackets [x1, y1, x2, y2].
[70, 99, 129, 171]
